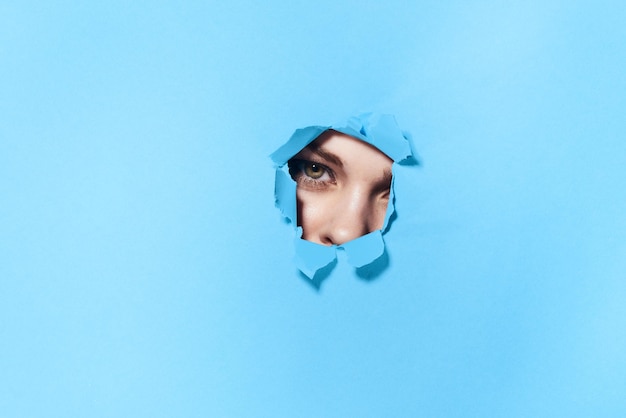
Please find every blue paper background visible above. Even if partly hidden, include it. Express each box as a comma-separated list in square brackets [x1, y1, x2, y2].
[2, 1, 625, 417]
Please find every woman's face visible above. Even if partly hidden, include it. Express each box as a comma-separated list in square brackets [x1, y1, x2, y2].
[289, 130, 393, 246]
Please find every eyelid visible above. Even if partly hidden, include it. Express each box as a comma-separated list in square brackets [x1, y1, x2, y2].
[290, 158, 335, 179]
[293, 145, 341, 168]
[307, 145, 343, 168]
[288, 159, 337, 192]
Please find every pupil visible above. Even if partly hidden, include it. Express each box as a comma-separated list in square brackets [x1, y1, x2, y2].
[305, 163, 324, 179]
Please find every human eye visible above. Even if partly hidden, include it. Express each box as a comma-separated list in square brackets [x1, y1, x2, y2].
[288, 159, 335, 189]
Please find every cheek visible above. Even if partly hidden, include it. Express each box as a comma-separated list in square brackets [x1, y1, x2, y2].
[296, 189, 332, 235]
[373, 198, 390, 229]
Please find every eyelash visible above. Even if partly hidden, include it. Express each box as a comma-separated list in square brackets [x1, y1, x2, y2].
[288, 159, 336, 189]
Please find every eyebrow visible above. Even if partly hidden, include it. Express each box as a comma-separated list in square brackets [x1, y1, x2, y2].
[306, 144, 344, 167]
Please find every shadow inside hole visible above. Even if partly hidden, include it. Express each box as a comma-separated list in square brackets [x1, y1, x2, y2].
[298, 258, 338, 291]
[398, 154, 420, 167]
[355, 249, 389, 281]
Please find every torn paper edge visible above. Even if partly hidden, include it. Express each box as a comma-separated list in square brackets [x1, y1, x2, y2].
[271, 113, 415, 279]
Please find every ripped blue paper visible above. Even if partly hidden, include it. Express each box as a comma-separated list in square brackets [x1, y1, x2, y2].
[271, 113, 415, 280]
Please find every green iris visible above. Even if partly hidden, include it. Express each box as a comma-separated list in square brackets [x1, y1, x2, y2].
[304, 163, 325, 179]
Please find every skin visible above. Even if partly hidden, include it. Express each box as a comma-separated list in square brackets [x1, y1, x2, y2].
[288, 130, 393, 246]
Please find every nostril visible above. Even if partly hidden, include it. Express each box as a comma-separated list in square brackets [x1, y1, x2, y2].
[320, 235, 334, 246]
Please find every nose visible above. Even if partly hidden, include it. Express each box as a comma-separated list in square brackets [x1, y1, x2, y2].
[318, 190, 376, 246]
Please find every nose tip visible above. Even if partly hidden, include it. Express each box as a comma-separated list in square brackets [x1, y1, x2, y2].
[321, 225, 371, 245]
[322, 220, 369, 246]
[319, 197, 373, 246]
